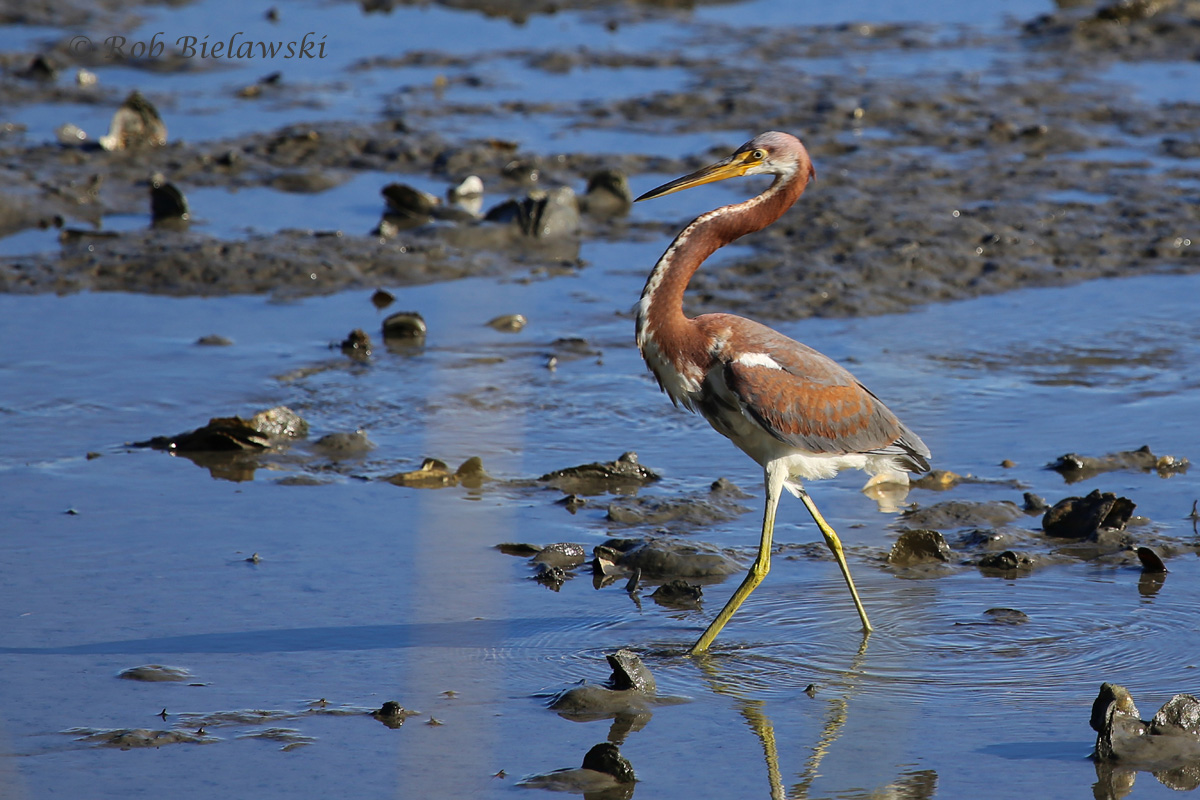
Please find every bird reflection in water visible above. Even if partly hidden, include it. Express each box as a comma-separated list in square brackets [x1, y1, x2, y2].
[696, 638, 937, 799]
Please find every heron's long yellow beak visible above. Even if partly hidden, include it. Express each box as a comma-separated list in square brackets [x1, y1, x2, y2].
[635, 153, 752, 202]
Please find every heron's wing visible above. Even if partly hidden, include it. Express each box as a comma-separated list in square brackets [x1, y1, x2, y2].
[703, 319, 928, 469]
[723, 356, 887, 451]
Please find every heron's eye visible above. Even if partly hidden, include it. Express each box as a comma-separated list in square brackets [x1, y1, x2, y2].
[750, 149, 766, 161]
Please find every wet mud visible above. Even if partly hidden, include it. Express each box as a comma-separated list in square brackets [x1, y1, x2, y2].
[3, 0, 1199, 312]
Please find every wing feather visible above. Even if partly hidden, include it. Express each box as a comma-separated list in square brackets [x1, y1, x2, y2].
[697, 315, 929, 471]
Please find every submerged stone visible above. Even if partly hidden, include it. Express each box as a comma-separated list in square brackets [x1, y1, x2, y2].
[117, 664, 193, 682]
[650, 579, 702, 609]
[70, 727, 210, 749]
[977, 550, 1034, 572]
[313, 430, 375, 459]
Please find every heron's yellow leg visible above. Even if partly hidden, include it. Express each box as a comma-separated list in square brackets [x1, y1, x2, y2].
[798, 490, 873, 634]
[690, 468, 783, 655]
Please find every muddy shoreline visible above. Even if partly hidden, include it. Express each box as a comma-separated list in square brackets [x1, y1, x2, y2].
[2, 0, 1198, 317]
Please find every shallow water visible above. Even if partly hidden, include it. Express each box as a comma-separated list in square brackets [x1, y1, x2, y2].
[3, 263, 1200, 800]
[4, 0, 1200, 798]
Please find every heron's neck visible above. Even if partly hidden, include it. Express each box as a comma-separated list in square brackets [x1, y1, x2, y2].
[636, 174, 803, 351]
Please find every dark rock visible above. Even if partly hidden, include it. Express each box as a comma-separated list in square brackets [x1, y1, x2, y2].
[339, 328, 372, 358]
[371, 288, 395, 309]
[382, 182, 438, 220]
[887, 529, 952, 566]
[977, 550, 1033, 571]
[372, 701, 419, 729]
[581, 742, 635, 783]
[133, 405, 307, 452]
[539, 451, 660, 496]
[1135, 546, 1167, 574]
[1042, 490, 1135, 539]
[381, 311, 427, 340]
[549, 649, 657, 719]
[606, 649, 655, 694]
[149, 176, 188, 224]
[534, 563, 567, 589]
[532, 542, 587, 569]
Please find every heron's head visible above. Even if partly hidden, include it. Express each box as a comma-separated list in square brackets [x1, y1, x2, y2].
[636, 131, 814, 202]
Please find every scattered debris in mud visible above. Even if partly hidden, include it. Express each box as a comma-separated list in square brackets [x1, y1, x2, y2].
[887, 529, 952, 568]
[3, 4, 1198, 314]
[648, 579, 703, 610]
[312, 430, 376, 460]
[381, 310, 428, 341]
[1042, 489, 1136, 540]
[128, 405, 309, 480]
[604, 478, 751, 528]
[1047, 445, 1189, 483]
[116, 664, 194, 682]
[548, 648, 682, 722]
[518, 741, 636, 796]
[1091, 682, 1200, 795]
[385, 456, 487, 488]
[593, 538, 739, 582]
[372, 701, 421, 729]
[133, 405, 308, 453]
[539, 451, 660, 496]
[64, 726, 215, 749]
[339, 328, 372, 360]
[901, 500, 1025, 530]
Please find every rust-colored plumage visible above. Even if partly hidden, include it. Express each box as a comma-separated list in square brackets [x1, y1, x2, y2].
[635, 132, 930, 654]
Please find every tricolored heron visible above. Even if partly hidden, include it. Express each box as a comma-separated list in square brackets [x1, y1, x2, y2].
[635, 131, 930, 655]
